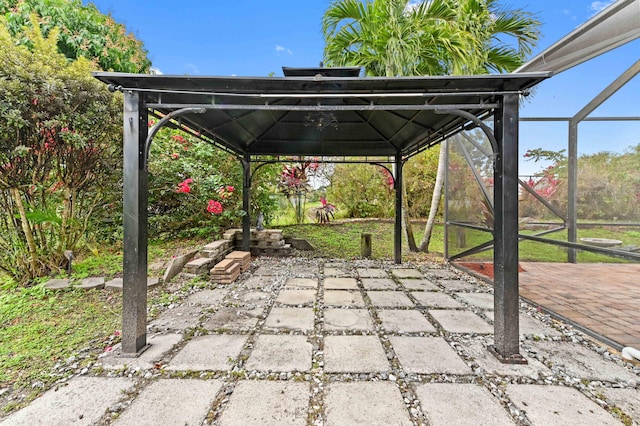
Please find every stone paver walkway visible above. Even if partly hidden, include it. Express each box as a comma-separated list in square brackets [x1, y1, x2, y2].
[519, 262, 640, 348]
[3, 258, 639, 425]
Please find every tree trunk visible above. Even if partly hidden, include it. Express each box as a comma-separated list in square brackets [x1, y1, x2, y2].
[402, 178, 418, 251]
[10, 187, 39, 277]
[419, 141, 446, 252]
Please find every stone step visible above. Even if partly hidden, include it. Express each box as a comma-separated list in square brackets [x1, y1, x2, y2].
[184, 257, 217, 275]
[105, 277, 160, 291]
[226, 251, 251, 272]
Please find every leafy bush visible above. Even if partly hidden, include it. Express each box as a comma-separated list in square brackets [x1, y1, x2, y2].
[0, 19, 122, 282]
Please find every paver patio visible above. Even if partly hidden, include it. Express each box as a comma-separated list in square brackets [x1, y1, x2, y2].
[518, 262, 640, 348]
[3, 258, 638, 425]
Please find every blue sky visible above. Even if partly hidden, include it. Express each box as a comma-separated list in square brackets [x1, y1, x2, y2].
[86, 0, 639, 175]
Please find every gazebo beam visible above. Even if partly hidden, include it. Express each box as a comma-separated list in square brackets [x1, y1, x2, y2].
[122, 91, 149, 355]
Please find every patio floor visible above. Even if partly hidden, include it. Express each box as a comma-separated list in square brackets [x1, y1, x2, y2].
[519, 262, 640, 349]
[3, 258, 639, 425]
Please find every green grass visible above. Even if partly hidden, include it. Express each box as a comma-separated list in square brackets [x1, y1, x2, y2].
[282, 220, 445, 260]
[444, 225, 640, 263]
[0, 285, 122, 410]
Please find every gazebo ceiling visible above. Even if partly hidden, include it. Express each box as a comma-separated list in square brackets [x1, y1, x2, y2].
[94, 70, 550, 158]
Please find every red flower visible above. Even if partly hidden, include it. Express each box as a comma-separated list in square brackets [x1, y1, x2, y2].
[172, 135, 185, 143]
[226, 185, 235, 192]
[177, 178, 192, 193]
[207, 200, 223, 214]
[171, 153, 179, 160]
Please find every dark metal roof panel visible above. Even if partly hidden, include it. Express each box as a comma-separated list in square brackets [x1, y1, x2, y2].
[94, 71, 551, 157]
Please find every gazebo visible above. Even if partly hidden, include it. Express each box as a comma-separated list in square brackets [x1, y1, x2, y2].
[94, 67, 550, 363]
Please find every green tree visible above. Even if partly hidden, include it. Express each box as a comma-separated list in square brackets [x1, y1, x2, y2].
[322, 0, 540, 252]
[0, 17, 122, 282]
[0, 0, 150, 72]
[328, 164, 395, 218]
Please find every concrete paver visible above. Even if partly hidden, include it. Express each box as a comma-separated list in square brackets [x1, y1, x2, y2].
[245, 335, 312, 371]
[465, 341, 549, 377]
[167, 334, 247, 371]
[416, 383, 515, 426]
[101, 333, 183, 370]
[323, 290, 365, 307]
[484, 311, 561, 337]
[361, 278, 397, 290]
[455, 292, 494, 310]
[233, 290, 271, 306]
[203, 307, 263, 331]
[264, 307, 315, 332]
[2, 377, 135, 426]
[218, 381, 309, 426]
[323, 267, 350, 277]
[391, 268, 423, 279]
[600, 388, 640, 422]
[148, 305, 201, 332]
[79, 277, 105, 290]
[324, 382, 412, 426]
[284, 277, 318, 288]
[531, 341, 639, 382]
[390, 336, 471, 374]
[506, 384, 619, 426]
[378, 310, 436, 333]
[186, 288, 228, 305]
[323, 277, 358, 289]
[356, 268, 389, 278]
[324, 309, 374, 332]
[429, 310, 493, 334]
[324, 336, 389, 373]
[43, 278, 70, 290]
[412, 292, 464, 308]
[400, 278, 439, 291]
[113, 379, 222, 426]
[437, 279, 479, 291]
[367, 290, 414, 307]
[276, 289, 316, 305]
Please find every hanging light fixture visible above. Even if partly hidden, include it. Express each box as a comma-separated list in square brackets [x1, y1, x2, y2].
[304, 112, 339, 131]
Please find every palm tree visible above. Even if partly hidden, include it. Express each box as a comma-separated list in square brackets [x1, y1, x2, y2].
[322, 0, 540, 252]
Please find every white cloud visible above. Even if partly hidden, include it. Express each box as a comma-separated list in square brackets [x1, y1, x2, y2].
[275, 45, 293, 55]
[562, 8, 577, 20]
[185, 63, 200, 75]
[590, 1, 614, 13]
[149, 66, 163, 75]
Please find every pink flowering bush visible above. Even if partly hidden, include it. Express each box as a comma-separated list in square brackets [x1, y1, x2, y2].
[147, 129, 278, 238]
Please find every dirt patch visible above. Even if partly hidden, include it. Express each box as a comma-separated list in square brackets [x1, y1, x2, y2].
[456, 262, 525, 279]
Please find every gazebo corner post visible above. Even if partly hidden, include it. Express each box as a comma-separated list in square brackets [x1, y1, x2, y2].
[394, 153, 403, 264]
[241, 154, 251, 252]
[490, 93, 527, 364]
[122, 90, 149, 356]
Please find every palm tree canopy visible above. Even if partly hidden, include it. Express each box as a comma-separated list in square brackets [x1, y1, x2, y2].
[322, 0, 540, 77]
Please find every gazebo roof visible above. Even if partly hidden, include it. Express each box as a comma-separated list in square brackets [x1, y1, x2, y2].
[94, 70, 550, 159]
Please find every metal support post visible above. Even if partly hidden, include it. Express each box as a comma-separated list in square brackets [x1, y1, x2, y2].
[567, 121, 578, 263]
[242, 154, 251, 252]
[394, 153, 403, 264]
[490, 93, 526, 364]
[122, 91, 149, 355]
